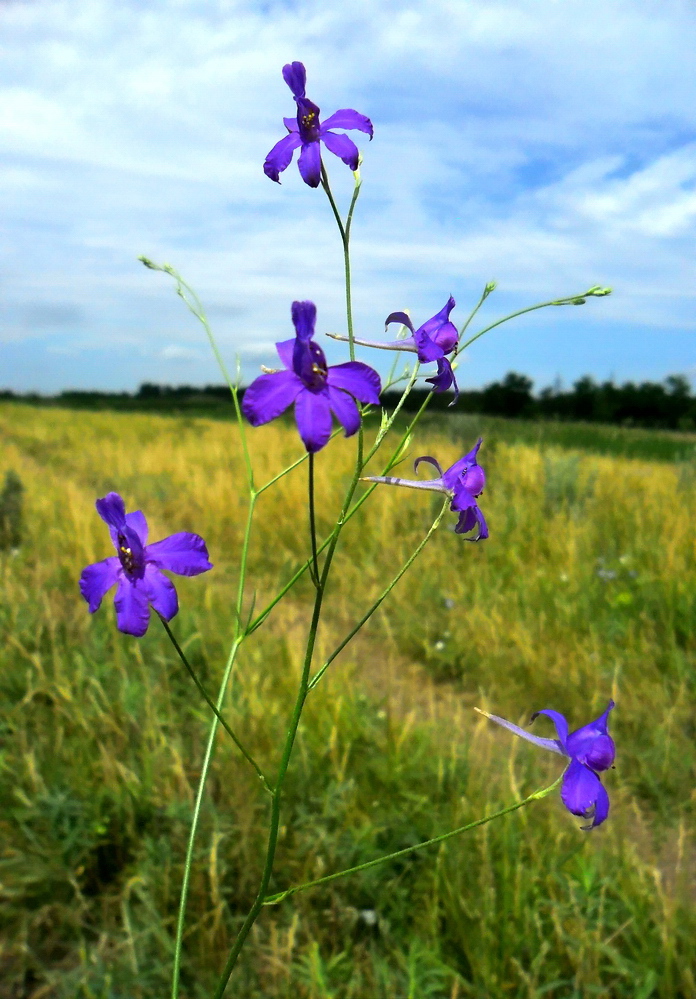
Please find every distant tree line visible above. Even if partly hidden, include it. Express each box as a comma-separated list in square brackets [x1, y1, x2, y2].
[2, 373, 695, 429]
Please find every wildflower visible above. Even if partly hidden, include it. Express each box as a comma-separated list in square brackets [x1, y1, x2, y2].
[79, 493, 213, 637]
[363, 438, 487, 540]
[242, 300, 381, 453]
[329, 297, 459, 399]
[264, 61, 373, 188]
[476, 700, 616, 829]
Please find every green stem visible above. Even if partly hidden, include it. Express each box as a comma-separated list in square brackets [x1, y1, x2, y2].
[171, 491, 257, 999]
[308, 498, 448, 691]
[308, 452, 320, 586]
[158, 615, 272, 794]
[321, 162, 361, 359]
[170, 637, 242, 999]
[459, 290, 606, 355]
[263, 775, 563, 905]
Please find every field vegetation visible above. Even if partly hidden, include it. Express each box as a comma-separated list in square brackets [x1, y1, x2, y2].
[1, 401, 695, 998]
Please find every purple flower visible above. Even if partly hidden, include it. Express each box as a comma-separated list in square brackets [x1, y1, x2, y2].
[477, 700, 616, 830]
[242, 301, 381, 453]
[264, 61, 373, 188]
[330, 297, 460, 400]
[363, 438, 487, 540]
[79, 493, 213, 637]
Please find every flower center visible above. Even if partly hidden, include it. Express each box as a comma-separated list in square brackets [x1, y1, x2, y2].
[117, 532, 138, 574]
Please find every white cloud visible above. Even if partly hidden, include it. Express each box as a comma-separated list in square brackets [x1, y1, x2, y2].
[1, 0, 696, 390]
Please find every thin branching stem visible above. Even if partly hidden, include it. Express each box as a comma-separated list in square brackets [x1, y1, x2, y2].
[158, 615, 272, 794]
[263, 776, 564, 905]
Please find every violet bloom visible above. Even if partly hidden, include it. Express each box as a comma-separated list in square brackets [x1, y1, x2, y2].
[79, 493, 213, 637]
[363, 438, 487, 540]
[264, 61, 373, 188]
[329, 297, 459, 400]
[476, 700, 616, 830]
[242, 301, 381, 453]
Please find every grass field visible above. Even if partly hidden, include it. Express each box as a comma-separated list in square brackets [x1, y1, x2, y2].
[1, 401, 694, 999]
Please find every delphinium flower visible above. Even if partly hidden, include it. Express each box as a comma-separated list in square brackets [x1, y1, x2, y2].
[476, 700, 616, 829]
[264, 61, 373, 188]
[242, 300, 381, 453]
[329, 297, 460, 400]
[363, 438, 487, 540]
[79, 493, 213, 637]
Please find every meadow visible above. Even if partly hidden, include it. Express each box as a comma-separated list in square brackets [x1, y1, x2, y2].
[1, 401, 695, 998]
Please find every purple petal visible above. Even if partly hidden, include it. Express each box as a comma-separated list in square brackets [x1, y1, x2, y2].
[283, 116, 299, 132]
[291, 300, 317, 341]
[417, 296, 457, 350]
[145, 532, 213, 577]
[297, 141, 322, 187]
[320, 130, 360, 170]
[264, 131, 302, 183]
[561, 759, 609, 828]
[413, 455, 444, 477]
[462, 461, 485, 496]
[531, 709, 570, 751]
[414, 337, 444, 363]
[326, 361, 381, 404]
[425, 357, 455, 394]
[321, 108, 373, 137]
[79, 556, 121, 613]
[327, 386, 361, 437]
[276, 338, 295, 370]
[96, 492, 126, 530]
[242, 370, 300, 426]
[587, 780, 610, 829]
[454, 503, 488, 541]
[282, 61, 306, 98]
[144, 564, 178, 620]
[477, 709, 565, 755]
[125, 510, 148, 546]
[294, 387, 332, 453]
[114, 575, 151, 637]
[385, 311, 416, 336]
[566, 700, 615, 771]
[442, 439, 483, 491]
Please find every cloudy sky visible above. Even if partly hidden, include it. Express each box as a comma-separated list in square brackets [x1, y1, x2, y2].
[1, 0, 696, 394]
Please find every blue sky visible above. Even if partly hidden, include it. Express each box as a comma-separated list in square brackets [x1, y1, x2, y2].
[2, 0, 696, 394]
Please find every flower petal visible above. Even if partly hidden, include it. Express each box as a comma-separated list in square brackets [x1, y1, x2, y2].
[145, 532, 213, 577]
[96, 492, 126, 530]
[283, 116, 299, 132]
[413, 455, 444, 477]
[114, 575, 151, 637]
[282, 61, 306, 98]
[328, 386, 361, 437]
[530, 709, 570, 750]
[321, 109, 373, 137]
[454, 503, 488, 541]
[291, 300, 317, 341]
[320, 130, 359, 170]
[384, 311, 416, 336]
[242, 370, 301, 426]
[144, 564, 178, 620]
[79, 556, 121, 613]
[276, 338, 295, 370]
[425, 357, 456, 395]
[125, 510, 148, 545]
[264, 131, 302, 183]
[326, 361, 381, 404]
[297, 140, 322, 187]
[294, 387, 332, 453]
[442, 439, 483, 491]
[566, 700, 615, 771]
[561, 759, 609, 828]
[475, 708, 566, 755]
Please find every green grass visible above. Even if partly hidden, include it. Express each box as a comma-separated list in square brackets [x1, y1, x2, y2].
[0, 403, 694, 999]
